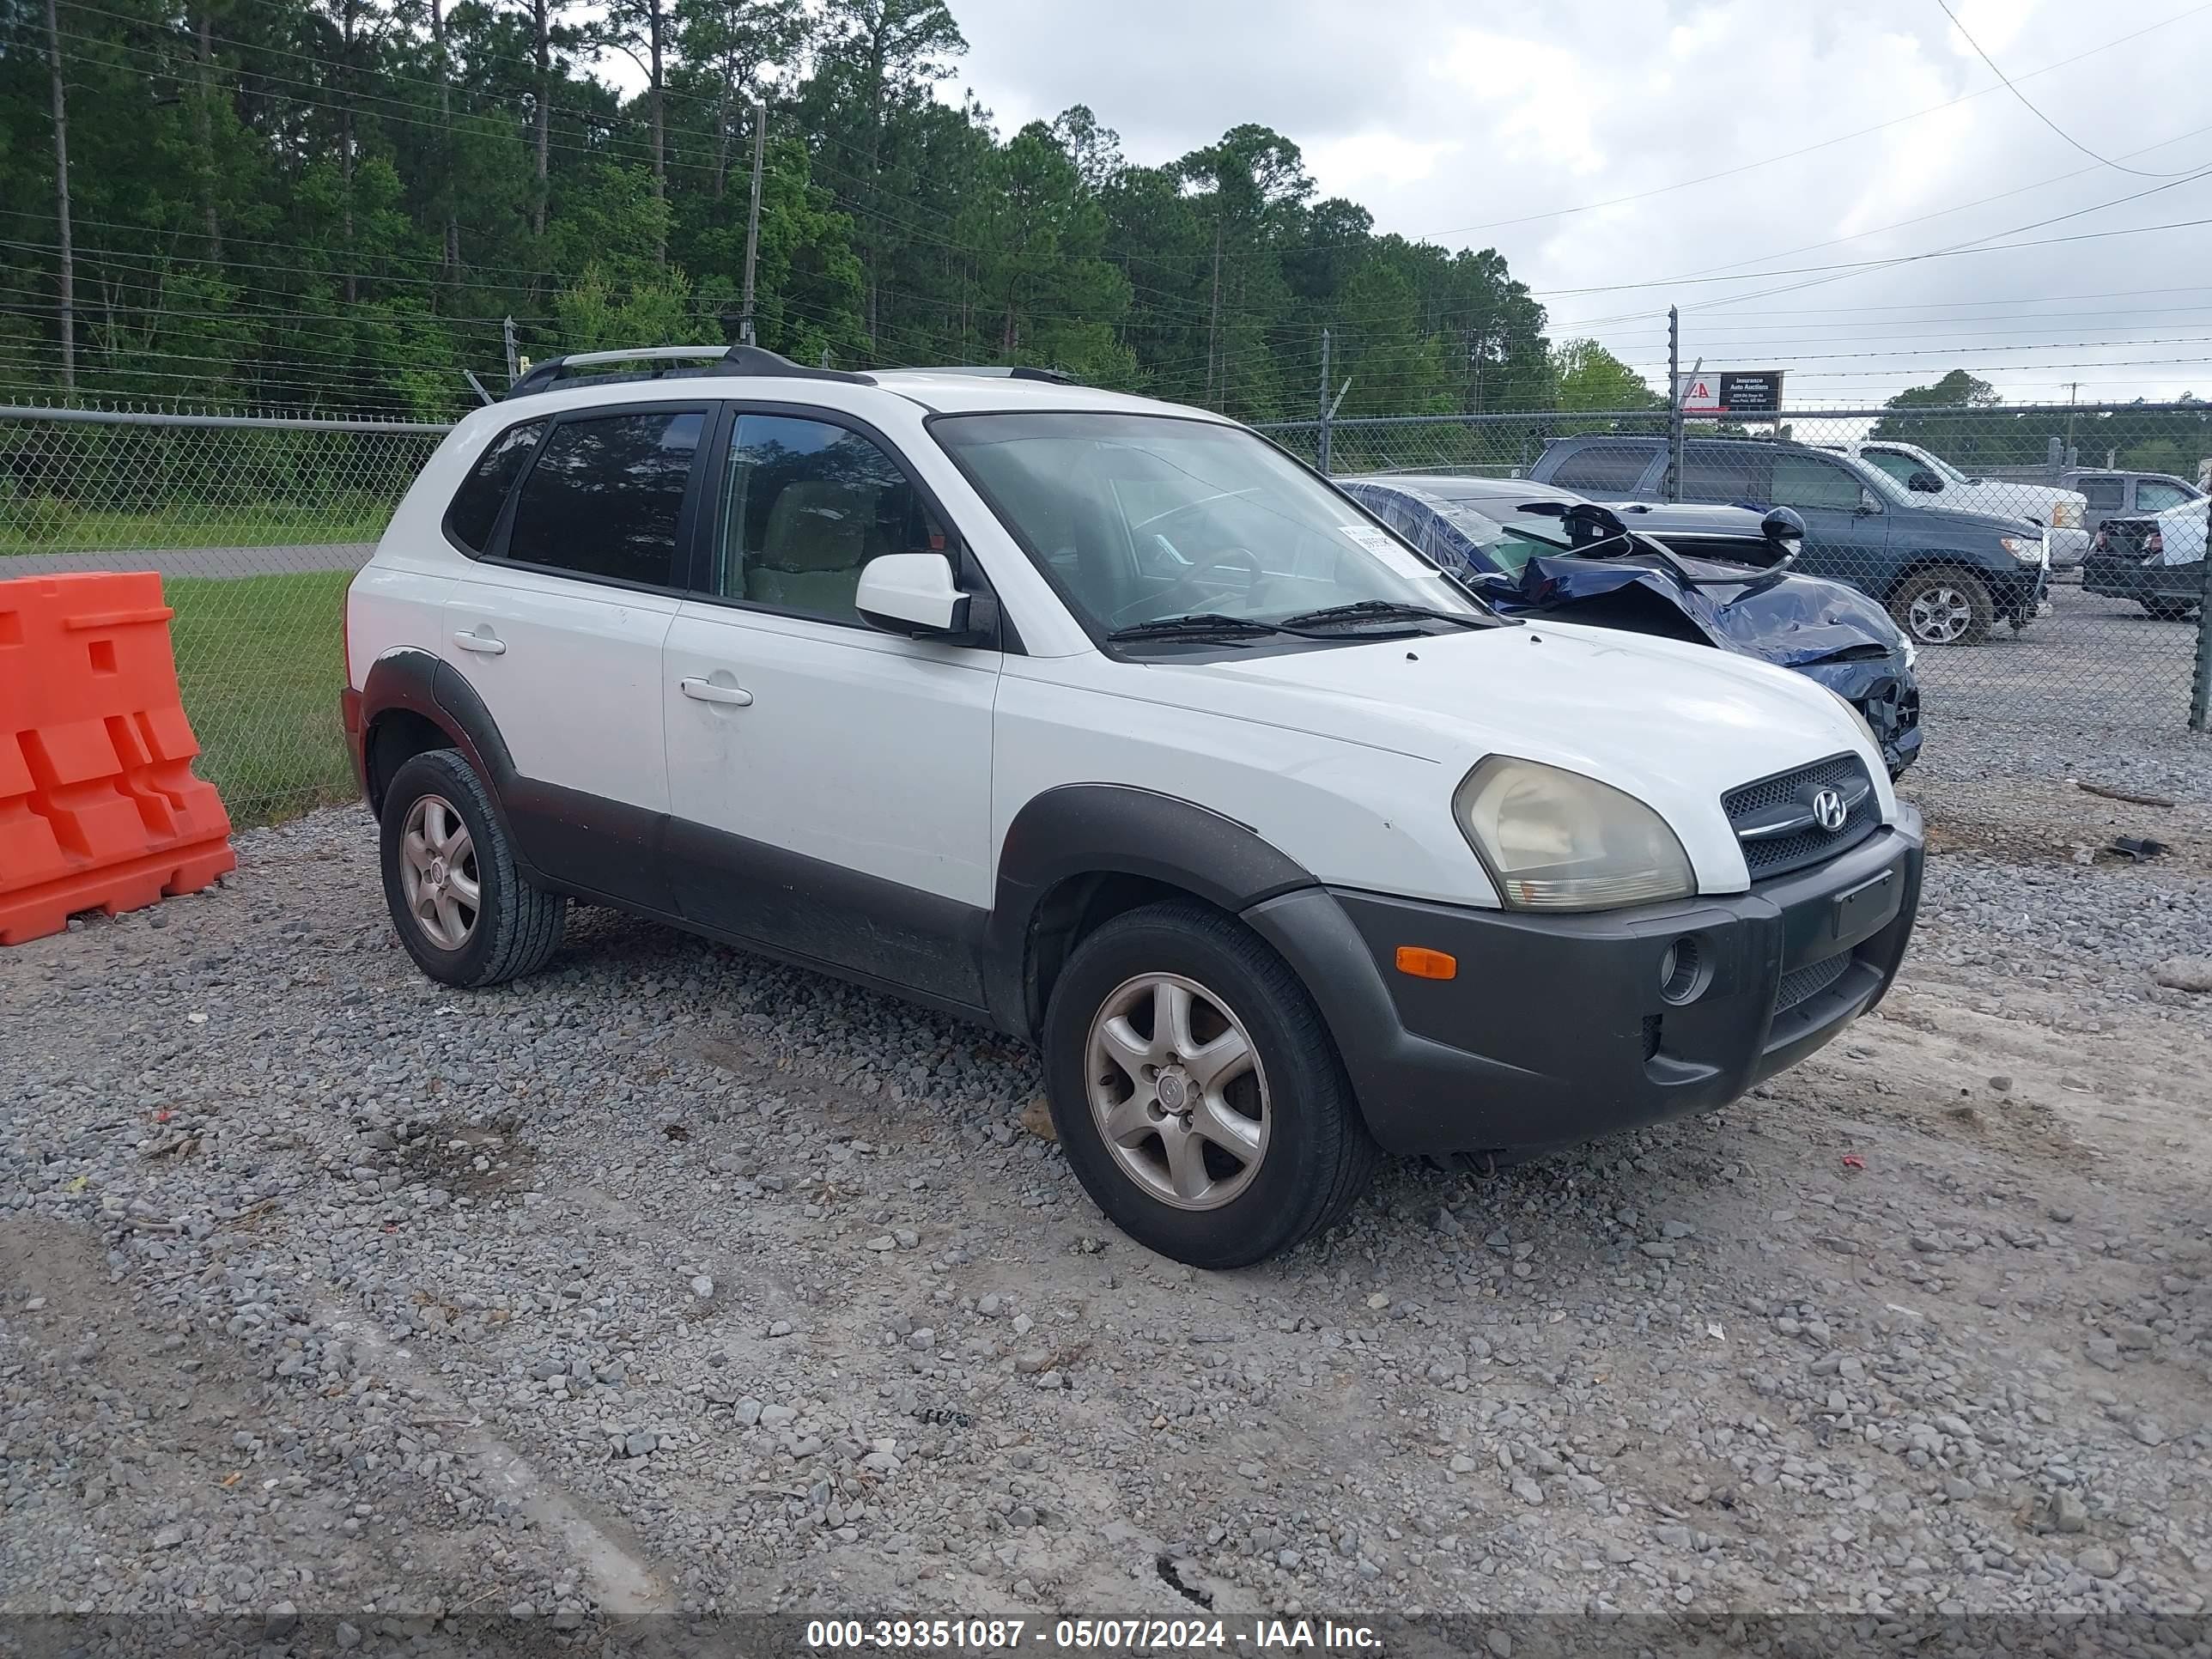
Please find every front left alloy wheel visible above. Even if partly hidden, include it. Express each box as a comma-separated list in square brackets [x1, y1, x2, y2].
[1043, 900, 1377, 1268]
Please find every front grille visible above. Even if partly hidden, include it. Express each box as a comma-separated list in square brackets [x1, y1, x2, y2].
[1723, 752, 1879, 878]
[1775, 952, 1851, 1015]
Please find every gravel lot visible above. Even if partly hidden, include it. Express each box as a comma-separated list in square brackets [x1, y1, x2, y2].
[4, 765, 2209, 1649]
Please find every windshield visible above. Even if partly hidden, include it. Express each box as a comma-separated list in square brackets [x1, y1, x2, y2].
[932, 412, 1484, 638]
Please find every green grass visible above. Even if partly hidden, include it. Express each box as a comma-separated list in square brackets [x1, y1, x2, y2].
[1, 499, 394, 555]
[167, 568, 356, 826]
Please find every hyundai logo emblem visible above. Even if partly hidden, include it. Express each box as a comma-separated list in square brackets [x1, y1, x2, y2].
[1810, 787, 1848, 833]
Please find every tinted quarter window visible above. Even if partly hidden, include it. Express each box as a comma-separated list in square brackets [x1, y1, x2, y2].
[715, 415, 941, 623]
[2135, 479, 2195, 512]
[2078, 477, 2124, 509]
[1547, 445, 1652, 494]
[447, 421, 544, 552]
[504, 410, 702, 586]
[1771, 453, 1863, 510]
[1680, 445, 1767, 504]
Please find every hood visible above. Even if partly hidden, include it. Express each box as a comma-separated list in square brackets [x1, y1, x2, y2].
[1474, 553, 1907, 670]
[1910, 501, 2048, 538]
[1139, 621, 1892, 894]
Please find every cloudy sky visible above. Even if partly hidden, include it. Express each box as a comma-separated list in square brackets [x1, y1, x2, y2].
[921, 0, 2212, 409]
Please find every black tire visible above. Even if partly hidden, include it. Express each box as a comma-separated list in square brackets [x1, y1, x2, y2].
[1887, 567, 1994, 647]
[2142, 599, 2199, 622]
[380, 749, 564, 988]
[1042, 899, 1378, 1269]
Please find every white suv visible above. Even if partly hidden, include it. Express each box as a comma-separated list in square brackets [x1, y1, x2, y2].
[343, 346, 1923, 1267]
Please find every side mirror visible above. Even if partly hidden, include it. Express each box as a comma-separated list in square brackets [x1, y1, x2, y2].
[1760, 506, 1807, 545]
[1907, 471, 1943, 492]
[1856, 487, 1882, 517]
[855, 552, 973, 638]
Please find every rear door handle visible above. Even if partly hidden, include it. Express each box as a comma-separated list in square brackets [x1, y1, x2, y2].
[453, 629, 506, 655]
[680, 677, 753, 707]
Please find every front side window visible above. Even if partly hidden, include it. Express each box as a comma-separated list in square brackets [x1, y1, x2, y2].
[503, 410, 703, 586]
[2135, 479, 2196, 512]
[714, 415, 945, 623]
[934, 412, 1482, 640]
[1858, 448, 1926, 489]
[447, 420, 544, 551]
[1771, 453, 1864, 511]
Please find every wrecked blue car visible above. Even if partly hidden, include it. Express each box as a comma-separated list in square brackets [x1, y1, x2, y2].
[1342, 474, 1923, 775]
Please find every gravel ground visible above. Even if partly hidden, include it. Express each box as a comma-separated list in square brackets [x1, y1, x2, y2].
[3, 787, 2209, 1652]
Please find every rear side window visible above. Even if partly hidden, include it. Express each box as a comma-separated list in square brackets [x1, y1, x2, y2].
[1681, 445, 1769, 504]
[1547, 445, 1653, 494]
[1771, 453, 1863, 510]
[2077, 477, 2124, 509]
[503, 410, 704, 586]
[446, 421, 543, 551]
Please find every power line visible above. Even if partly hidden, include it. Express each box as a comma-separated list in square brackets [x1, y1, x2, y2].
[1933, 0, 2203, 179]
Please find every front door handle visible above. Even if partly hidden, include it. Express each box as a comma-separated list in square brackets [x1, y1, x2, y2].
[680, 677, 753, 707]
[453, 629, 507, 655]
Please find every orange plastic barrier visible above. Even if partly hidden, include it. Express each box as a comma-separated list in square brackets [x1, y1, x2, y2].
[0, 572, 235, 945]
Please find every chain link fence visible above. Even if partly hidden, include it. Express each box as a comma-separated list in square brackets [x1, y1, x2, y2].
[1261, 403, 2212, 737]
[2, 406, 447, 825]
[3, 399, 2207, 833]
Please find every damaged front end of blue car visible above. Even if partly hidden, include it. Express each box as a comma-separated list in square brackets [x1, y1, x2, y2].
[1342, 483, 1923, 777]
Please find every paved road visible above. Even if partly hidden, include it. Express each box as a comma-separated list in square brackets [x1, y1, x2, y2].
[1, 541, 375, 580]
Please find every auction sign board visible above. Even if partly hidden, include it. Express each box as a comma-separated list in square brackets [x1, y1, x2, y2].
[1674, 371, 1784, 416]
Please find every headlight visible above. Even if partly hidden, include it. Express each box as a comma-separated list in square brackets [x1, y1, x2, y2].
[2055, 501, 2082, 529]
[1997, 535, 2039, 562]
[1454, 757, 1693, 912]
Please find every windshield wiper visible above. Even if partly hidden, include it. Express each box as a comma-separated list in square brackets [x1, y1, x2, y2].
[1273, 599, 1498, 631]
[1106, 612, 1285, 643]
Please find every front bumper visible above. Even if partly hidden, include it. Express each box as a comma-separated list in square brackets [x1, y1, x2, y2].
[1998, 562, 2049, 625]
[1246, 807, 1923, 1159]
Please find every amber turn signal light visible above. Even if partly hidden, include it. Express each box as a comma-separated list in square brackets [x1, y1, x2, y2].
[1394, 945, 1457, 981]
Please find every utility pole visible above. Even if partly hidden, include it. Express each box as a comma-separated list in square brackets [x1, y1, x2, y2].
[2064, 381, 2081, 453]
[502, 316, 519, 386]
[43, 0, 73, 399]
[739, 101, 766, 348]
[1317, 327, 1332, 475]
[1205, 219, 1223, 408]
[1668, 306, 1685, 504]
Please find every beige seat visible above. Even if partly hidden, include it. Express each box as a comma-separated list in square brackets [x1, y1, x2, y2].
[745, 480, 879, 617]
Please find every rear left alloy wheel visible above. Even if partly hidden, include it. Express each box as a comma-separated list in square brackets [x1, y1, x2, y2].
[1043, 900, 1377, 1268]
[380, 749, 565, 988]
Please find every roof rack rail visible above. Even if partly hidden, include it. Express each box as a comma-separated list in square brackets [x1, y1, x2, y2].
[882, 365, 1079, 386]
[505, 343, 873, 399]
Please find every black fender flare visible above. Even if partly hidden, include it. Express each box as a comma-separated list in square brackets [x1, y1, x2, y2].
[358, 647, 528, 850]
[982, 783, 1318, 1035]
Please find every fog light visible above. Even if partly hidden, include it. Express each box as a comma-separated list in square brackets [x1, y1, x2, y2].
[1659, 936, 1705, 1004]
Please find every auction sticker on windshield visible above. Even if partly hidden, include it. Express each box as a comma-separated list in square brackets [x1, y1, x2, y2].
[1340, 524, 1434, 580]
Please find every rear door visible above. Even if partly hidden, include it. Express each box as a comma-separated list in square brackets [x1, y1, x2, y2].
[441, 402, 709, 905]
[1767, 452, 1892, 596]
[1540, 442, 1661, 499]
[2076, 474, 2125, 532]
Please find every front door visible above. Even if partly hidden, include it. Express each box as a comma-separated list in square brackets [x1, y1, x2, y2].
[1766, 452, 1893, 599]
[660, 410, 1001, 1007]
[441, 404, 708, 905]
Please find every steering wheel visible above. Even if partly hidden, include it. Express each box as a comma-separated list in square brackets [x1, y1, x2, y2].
[1108, 546, 1267, 626]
